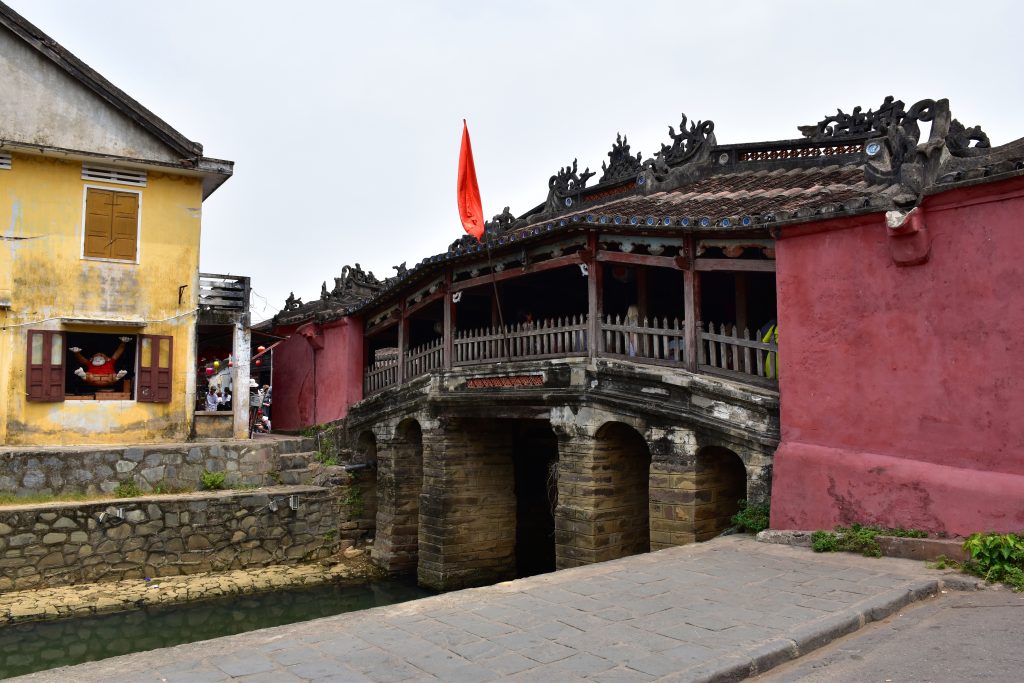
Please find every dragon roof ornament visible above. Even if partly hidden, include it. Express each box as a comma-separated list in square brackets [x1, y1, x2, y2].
[599, 133, 643, 184]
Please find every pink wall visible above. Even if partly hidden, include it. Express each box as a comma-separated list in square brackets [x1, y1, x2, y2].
[269, 317, 364, 431]
[771, 179, 1024, 536]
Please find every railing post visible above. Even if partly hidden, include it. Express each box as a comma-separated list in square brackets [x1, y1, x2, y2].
[683, 236, 700, 372]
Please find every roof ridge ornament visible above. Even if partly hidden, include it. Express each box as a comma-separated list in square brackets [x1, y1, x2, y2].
[636, 113, 717, 191]
[599, 133, 643, 183]
[545, 158, 596, 213]
[799, 96, 907, 139]
[863, 98, 992, 204]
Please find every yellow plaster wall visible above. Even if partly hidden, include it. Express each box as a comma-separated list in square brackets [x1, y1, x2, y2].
[1, 152, 202, 445]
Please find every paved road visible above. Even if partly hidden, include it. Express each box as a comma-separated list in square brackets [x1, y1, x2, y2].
[755, 587, 1024, 682]
[14, 537, 974, 683]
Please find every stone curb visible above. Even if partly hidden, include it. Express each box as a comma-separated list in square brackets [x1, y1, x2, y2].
[673, 576, 976, 683]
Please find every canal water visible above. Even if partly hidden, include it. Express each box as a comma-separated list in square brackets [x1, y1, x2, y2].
[0, 578, 433, 679]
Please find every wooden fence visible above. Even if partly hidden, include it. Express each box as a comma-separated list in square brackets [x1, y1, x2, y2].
[364, 358, 398, 395]
[599, 315, 685, 365]
[404, 338, 444, 378]
[453, 315, 589, 365]
[698, 322, 778, 384]
[364, 315, 778, 395]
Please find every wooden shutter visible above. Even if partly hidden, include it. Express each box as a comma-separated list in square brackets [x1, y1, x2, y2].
[84, 188, 114, 258]
[26, 330, 65, 402]
[84, 188, 138, 261]
[137, 334, 172, 403]
[111, 192, 139, 260]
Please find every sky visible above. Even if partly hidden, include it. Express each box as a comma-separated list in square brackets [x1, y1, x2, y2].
[7, 0, 1023, 322]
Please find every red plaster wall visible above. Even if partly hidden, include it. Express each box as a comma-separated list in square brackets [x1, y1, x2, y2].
[771, 181, 1024, 536]
[268, 317, 364, 431]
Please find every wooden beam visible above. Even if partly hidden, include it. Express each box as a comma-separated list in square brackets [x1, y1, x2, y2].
[404, 289, 445, 318]
[695, 258, 776, 272]
[451, 253, 583, 292]
[596, 251, 683, 270]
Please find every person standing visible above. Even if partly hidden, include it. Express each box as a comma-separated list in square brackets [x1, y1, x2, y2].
[205, 385, 218, 412]
[248, 379, 263, 437]
[261, 385, 272, 420]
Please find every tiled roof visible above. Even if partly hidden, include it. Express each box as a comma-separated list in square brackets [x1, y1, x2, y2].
[265, 97, 1024, 329]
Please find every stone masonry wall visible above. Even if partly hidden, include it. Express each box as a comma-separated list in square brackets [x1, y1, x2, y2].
[419, 418, 516, 591]
[0, 486, 338, 591]
[0, 439, 312, 497]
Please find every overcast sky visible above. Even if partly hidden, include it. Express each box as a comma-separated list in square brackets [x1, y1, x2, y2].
[9, 0, 1022, 322]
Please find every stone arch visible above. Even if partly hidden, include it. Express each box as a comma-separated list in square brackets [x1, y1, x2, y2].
[592, 421, 652, 559]
[694, 445, 748, 541]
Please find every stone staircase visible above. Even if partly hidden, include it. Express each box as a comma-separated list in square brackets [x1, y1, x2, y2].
[273, 437, 347, 487]
[276, 451, 320, 485]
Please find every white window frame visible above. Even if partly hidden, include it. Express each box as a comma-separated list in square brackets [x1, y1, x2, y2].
[80, 184, 143, 265]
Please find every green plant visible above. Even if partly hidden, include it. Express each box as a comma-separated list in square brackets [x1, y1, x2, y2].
[114, 480, 142, 498]
[316, 451, 338, 466]
[962, 532, 1024, 590]
[731, 500, 770, 533]
[200, 470, 226, 491]
[811, 524, 931, 557]
[927, 554, 960, 571]
[322, 529, 337, 542]
[344, 482, 364, 519]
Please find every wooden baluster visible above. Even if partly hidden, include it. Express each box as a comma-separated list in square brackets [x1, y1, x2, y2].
[708, 322, 718, 368]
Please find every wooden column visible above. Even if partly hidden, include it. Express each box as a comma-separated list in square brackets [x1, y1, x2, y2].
[443, 271, 454, 370]
[587, 233, 602, 360]
[396, 302, 407, 385]
[683, 237, 700, 372]
[734, 273, 749, 334]
[636, 266, 649, 319]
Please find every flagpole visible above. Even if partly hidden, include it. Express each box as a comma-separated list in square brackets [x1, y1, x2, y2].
[457, 119, 509, 360]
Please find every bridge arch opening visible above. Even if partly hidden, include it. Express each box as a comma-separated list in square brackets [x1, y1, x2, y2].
[512, 420, 559, 577]
[354, 430, 379, 543]
[593, 421, 652, 559]
[694, 445, 747, 541]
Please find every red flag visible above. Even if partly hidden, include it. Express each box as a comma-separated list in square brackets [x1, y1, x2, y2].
[457, 120, 485, 241]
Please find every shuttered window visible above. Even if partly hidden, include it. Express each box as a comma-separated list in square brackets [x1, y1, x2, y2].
[137, 334, 172, 403]
[83, 188, 139, 261]
[26, 330, 65, 402]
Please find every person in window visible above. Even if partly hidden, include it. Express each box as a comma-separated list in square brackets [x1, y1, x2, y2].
[205, 385, 219, 412]
[220, 388, 232, 412]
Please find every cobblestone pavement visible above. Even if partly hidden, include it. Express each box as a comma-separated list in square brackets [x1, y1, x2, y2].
[13, 536, 976, 683]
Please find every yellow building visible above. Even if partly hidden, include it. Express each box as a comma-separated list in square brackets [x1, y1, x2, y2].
[0, 3, 235, 445]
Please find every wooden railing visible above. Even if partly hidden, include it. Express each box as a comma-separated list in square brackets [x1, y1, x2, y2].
[363, 315, 778, 396]
[364, 358, 398, 395]
[599, 315, 685, 366]
[198, 273, 249, 312]
[698, 322, 778, 384]
[404, 338, 444, 378]
[453, 315, 589, 365]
